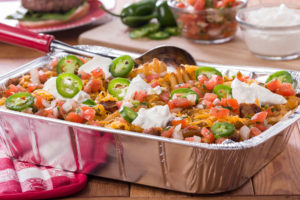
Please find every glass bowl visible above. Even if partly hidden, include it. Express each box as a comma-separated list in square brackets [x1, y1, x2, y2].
[168, 0, 248, 44]
[236, 3, 300, 61]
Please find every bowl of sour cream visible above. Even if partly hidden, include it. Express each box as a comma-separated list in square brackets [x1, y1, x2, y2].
[236, 3, 300, 60]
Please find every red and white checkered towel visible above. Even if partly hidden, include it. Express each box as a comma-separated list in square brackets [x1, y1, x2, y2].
[0, 146, 87, 200]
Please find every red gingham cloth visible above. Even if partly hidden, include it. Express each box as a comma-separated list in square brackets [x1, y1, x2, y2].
[0, 146, 87, 200]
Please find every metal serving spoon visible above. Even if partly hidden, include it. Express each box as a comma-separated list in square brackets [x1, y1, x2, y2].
[0, 23, 196, 66]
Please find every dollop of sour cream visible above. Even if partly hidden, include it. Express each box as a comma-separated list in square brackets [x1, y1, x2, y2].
[132, 105, 174, 129]
[231, 78, 287, 105]
[244, 4, 300, 57]
[78, 56, 112, 78]
[43, 77, 90, 103]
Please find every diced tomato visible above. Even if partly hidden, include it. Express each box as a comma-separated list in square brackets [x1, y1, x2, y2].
[91, 68, 104, 78]
[191, 87, 203, 98]
[27, 84, 38, 93]
[200, 127, 215, 143]
[176, 2, 186, 8]
[35, 96, 45, 109]
[168, 97, 193, 109]
[266, 79, 281, 92]
[275, 83, 296, 97]
[221, 98, 239, 110]
[202, 99, 213, 109]
[83, 108, 96, 121]
[250, 127, 262, 137]
[66, 112, 85, 123]
[84, 80, 102, 93]
[185, 137, 195, 141]
[134, 91, 147, 102]
[50, 58, 58, 68]
[197, 74, 209, 83]
[160, 90, 170, 103]
[204, 75, 224, 90]
[161, 127, 175, 138]
[236, 72, 249, 82]
[204, 93, 218, 102]
[187, 0, 196, 5]
[5, 84, 18, 97]
[38, 70, 48, 83]
[150, 81, 159, 88]
[78, 57, 87, 64]
[210, 107, 230, 118]
[254, 123, 267, 132]
[116, 101, 123, 109]
[266, 106, 275, 116]
[171, 118, 187, 128]
[194, 0, 205, 10]
[79, 71, 91, 80]
[146, 74, 160, 83]
[251, 111, 268, 124]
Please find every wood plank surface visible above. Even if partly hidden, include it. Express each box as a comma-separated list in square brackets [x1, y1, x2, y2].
[0, 0, 300, 199]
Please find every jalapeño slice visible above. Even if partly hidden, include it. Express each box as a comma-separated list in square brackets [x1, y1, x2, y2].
[213, 84, 232, 99]
[266, 71, 293, 84]
[170, 88, 199, 104]
[196, 66, 222, 79]
[5, 92, 34, 111]
[108, 78, 130, 100]
[56, 55, 83, 74]
[109, 55, 134, 77]
[120, 106, 138, 123]
[164, 27, 181, 36]
[56, 73, 83, 98]
[211, 122, 235, 139]
[148, 31, 170, 40]
[82, 99, 97, 106]
[129, 23, 160, 39]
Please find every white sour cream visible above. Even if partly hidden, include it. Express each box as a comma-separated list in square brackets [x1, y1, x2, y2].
[78, 56, 112, 78]
[244, 4, 300, 57]
[132, 105, 174, 129]
[43, 77, 90, 103]
[231, 78, 286, 105]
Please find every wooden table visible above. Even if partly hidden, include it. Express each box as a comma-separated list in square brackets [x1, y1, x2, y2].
[0, 0, 300, 199]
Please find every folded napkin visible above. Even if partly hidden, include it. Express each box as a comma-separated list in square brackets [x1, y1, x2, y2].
[0, 146, 87, 200]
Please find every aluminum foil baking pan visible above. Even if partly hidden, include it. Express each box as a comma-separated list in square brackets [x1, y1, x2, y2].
[0, 45, 299, 194]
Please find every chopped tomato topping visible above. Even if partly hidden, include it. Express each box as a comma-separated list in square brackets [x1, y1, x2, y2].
[171, 118, 187, 128]
[66, 112, 85, 123]
[204, 93, 218, 102]
[254, 123, 267, 132]
[266, 79, 281, 92]
[251, 111, 268, 124]
[202, 99, 213, 109]
[5, 84, 18, 97]
[197, 74, 209, 83]
[200, 127, 215, 143]
[133, 91, 147, 102]
[82, 108, 96, 121]
[35, 96, 45, 109]
[176, 2, 186, 8]
[266, 106, 275, 116]
[78, 57, 87, 64]
[204, 75, 224, 90]
[116, 101, 123, 109]
[221, 98, 239, 110]
[276, 83, 296, 97]
[38, 71, 48, 83]
[250, 127, 262, 137]
[210, 107, 230, 118]
[193, 0, 205, 10]
[146, 74, 160, 83]
[161, 127, 175, 138]
[79, 71, 91, 80]
[187, 0, 196, 5]
[27, 84, 38, 93]
[91, 68, 104, 78]
[168, 97, 193, 109]
[50, 58, 58, 68]
[84, 80, 102, 94]
[191, 87, 203, 98]
[160, 90, 170, 103]
[150, 81, 159, 88]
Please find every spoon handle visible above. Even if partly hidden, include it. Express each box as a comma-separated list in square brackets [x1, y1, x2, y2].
[0, 23, 54, 53]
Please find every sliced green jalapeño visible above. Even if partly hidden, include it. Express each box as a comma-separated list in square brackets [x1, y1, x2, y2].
[211, 122, 235, 139]
[266, 71, 293, 84]
[56, 73, 83, 98]
[82, 99, 97, 106]
[5, 92, 34, 111]
[56, 55, 83, 74]
[170, 88, 199, 104]
[213, 84, 232, 99]
[196, 66, 222, 79]
[109, 55, 134, 77]
[129, 23, 160, 39]
[148, 31, 170, 40]
[120, 106, 138, 123]
[108, 78, 130, 100]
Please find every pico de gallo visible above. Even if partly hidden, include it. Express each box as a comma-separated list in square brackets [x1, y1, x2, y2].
[1, 54, 299, 145]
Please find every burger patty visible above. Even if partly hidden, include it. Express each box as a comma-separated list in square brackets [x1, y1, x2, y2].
[22, 0, 83, 12]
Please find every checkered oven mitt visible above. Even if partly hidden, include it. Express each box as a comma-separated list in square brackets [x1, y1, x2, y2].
[0, 146, 87, 200]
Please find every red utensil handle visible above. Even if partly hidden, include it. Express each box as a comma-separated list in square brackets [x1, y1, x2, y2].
[0, 23, 54, 53]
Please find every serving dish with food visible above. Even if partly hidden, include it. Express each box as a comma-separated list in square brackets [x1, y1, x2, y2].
[0, 23, 300, 194]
